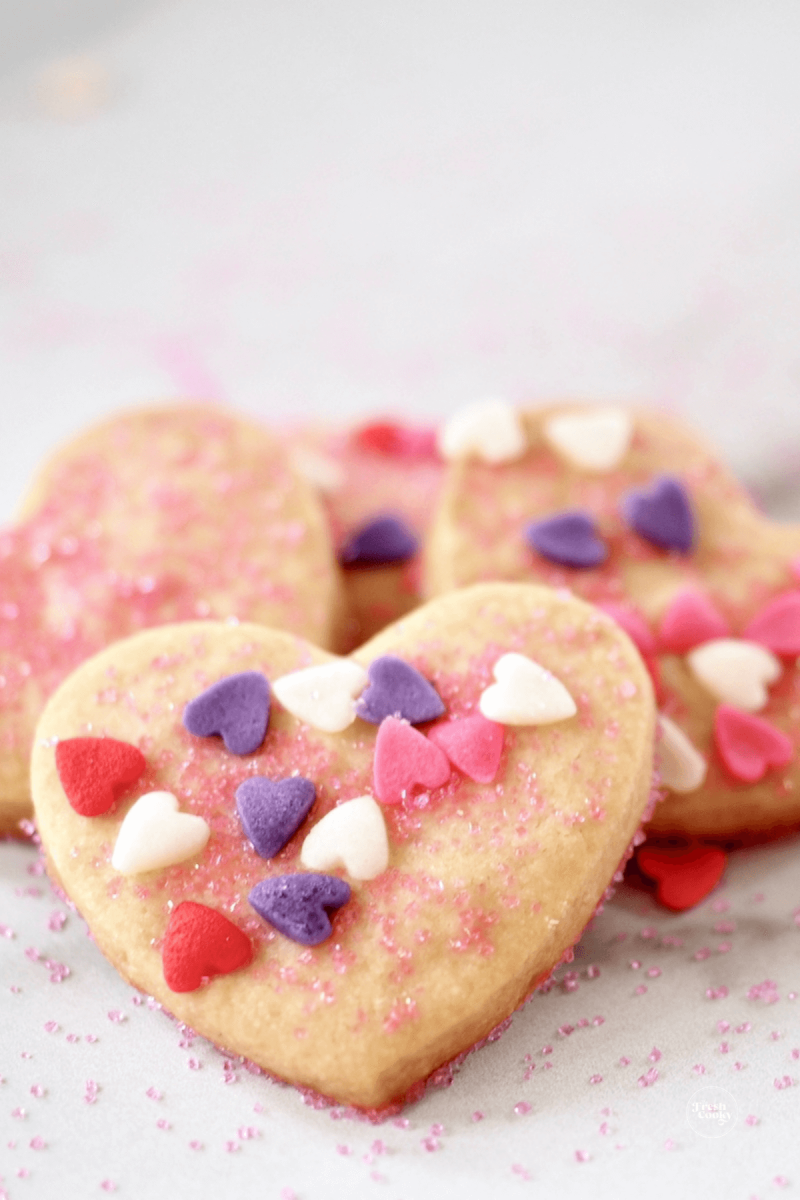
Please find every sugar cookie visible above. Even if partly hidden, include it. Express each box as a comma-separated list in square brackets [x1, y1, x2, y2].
[31, 583, 655, 1109]
[426, 402, 800, 838]
[0, 404, 341, 834]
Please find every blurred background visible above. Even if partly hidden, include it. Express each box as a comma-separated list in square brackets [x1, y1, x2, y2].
[2, 0, 800, 521]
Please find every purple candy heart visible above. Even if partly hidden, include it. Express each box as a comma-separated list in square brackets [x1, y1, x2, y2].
[236, 776, 315, 859]
[525, 510, 608, 568]
[621, 475, 695, 554]
[356, 655, 445, 725]
[339, 515, 419, 567]
[248, 874, 351, 945]
[183, 671, 270, 755]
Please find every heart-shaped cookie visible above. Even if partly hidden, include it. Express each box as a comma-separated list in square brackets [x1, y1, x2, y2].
[427, 402, 800, 839]
[288, 420, 442, 650]
[31, 583, 654, 1109]
[0, 404, 341, 834]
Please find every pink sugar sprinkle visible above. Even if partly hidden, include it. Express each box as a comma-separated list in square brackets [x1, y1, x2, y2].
[66, 1034, 80, 1043]
[599, 1122, 611, 1135]
[585, 965, 601, 979]
[11, 1108, 26, 1119]
[774, 1178, 790, 1188]
[792, 1050, 800, 1060]
[188, 1058, 202, 1070]
[706, 987, 729, 1000]
[421, 1136, 440, 1152]
[146, 1087, 163, 1101]
[634, 985, 648, 995]
[717, 1020, 731, 1033]
[541, 1045, 553, 1056]
[745, 1115, 759, 1126]
[694, 947, 711, 961]
[640, 926, 657, 940]
[238, 1127, 259, 1141]
[619, 1056, 631, 1067]
[692, 1064, 707, 1075]
[589, 1074, 603, 1084]
[0, 925, 15, 939]
[638, 1068, 659, 1088]
[592, 1015, 605, 1027]
[100, 1183, 117, 1193]
[558, 1024, 574, 1037]
[735, 1062, 746, 1071]
[189, 1140, 203, 1151]
[44, 1021, 60, 1033]
[629, 960, 641, 970]
[156, 1119, 171, 1131]
[717, 942, 732, 954]
[575, 1150, 590, 1162]
[29, 1084, 45, 1098]
[719, 1042, 731, 1054]
[30, 1135, 46, 1150]
[647, 967, 662, 978]
[393, 1117, 410, 1129]
[47, 911, 67, 932]
[280, 1190, 297, 1200]
[649, 1047, 662, 1062]
[711, 898, 730, 912]
[85, 1034, 98, 1044]
[774, 1076, 793, 1090]
[514, 1102, 532, 1115]
[748, 980, 780, 1004]
[737, 1022, 753, 1033]
[770, 1031, 783, 1041]
[664, 1139, 677, 1150]
[472, 1111, 485, 1122]
[84, 1081, 99, 1105]
[225, 1141, 240, 1153]
[512, 1165, 532, 1181]
[715, 920, 736, 934]
[107, 1010, 126, 1024]
[253, 1102, 264, 1114]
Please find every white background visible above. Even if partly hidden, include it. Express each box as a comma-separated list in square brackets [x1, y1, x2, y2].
[1, 2, 800, 1197]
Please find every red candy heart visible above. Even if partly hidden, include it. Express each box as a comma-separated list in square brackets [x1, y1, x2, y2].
[714, 705, 794, 783]
[428, 714, 504, 783]
[352, 421, 438, 459]
[373, 717, 450, 805]
[637, 844, 728, 911]
[657, 588, 730, 654]
[161, 901, 253, 993]
[55, 737, 146, 817]
[743, 591, 800, 656]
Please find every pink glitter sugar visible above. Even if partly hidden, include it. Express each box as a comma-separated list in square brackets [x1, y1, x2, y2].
[472, 1111, 485, 1122]
[748, 980, 780, 1004]
[30, 1135, 46, 1150]
[745, 1115, 760, 1126]
[47, 911, 67, 932]
[100, 1183, 117, 1193]
[638, 1068, 659, 1088]
[511, 1165, 532, 1181]
[43, 1021, 59, 1033]
[513, 1102, 532, 1115]
[648, 1047, 662, 1062]
[107, 1010, 126, 1024]
[589, 1074, 603, 1085]
[575, 1150, 591, 1163]
[774, 1076, 794, 1090]
[706, 986, 729, 1000]
[692, 1064, 707, 1075]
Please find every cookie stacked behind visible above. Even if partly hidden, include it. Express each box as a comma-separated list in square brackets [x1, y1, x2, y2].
[425, 400, 800, 840]
[0, 404, 343, 834]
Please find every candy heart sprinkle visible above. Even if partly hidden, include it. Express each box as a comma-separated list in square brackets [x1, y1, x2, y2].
[300, 795, 389, 881]
[479, 653, 577, 725]
[111, 791, 210, 875]
[272, 660, 368, 733]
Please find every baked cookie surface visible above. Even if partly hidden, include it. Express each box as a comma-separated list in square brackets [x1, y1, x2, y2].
[427, 403, 800, 839]
[31, 583, 654, 1109]
[0, 403, 341, 831]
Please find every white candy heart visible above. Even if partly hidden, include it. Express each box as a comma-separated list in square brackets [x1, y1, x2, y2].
[479, 652, 577, 725]
[543, 407, 633, 472]
[272, 660, 369, 733]
[291, 446, 345, 494]
[437, 398, 527, 464]
[111, 792, 210, 876]
[686, 639, 782, 712]
[300, 795, 389, 881]
[657, 714, 707, 794]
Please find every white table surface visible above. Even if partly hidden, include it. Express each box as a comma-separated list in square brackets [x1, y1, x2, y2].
[1, 2, 800, 1197]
